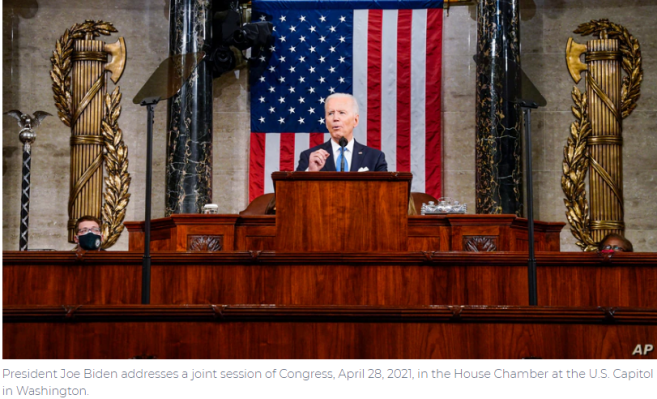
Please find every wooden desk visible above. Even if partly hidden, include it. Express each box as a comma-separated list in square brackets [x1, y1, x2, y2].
[5, 251, 656, 307]
[124, 214, 564, 252]
[5, 305, 656, 359]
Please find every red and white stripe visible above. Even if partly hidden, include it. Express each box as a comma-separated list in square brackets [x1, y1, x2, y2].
[249, 8, 442, 201]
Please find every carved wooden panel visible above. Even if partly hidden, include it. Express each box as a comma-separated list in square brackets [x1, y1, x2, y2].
[187, 235, 223, 252]
[5, 251, 657, 307]
[5, 306, 657, 359]
[463, 236, 497, 252]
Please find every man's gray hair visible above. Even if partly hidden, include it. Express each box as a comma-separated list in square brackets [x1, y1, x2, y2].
[324, 93, 359, 115]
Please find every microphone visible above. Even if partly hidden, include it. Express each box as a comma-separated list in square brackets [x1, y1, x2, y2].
[338, 137, 347, 172]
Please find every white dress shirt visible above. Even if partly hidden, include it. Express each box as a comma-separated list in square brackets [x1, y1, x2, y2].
[330, 137, 354, 171]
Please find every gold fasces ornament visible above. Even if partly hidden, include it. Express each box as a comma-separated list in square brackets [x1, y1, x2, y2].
[50, 20, 130, 248]
[563, 19, 642, 251]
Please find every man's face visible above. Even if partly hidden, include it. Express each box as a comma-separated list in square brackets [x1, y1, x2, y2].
[74, 220, 102, 244]
[325, 96, 359, 143]
[601, 237, 628, 252]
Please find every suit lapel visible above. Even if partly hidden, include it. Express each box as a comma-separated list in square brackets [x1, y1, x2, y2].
[350, 140, 365, 171]
[322, 140, 336, 171]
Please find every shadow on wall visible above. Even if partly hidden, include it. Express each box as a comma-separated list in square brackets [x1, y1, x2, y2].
[5, 0, 39, 19]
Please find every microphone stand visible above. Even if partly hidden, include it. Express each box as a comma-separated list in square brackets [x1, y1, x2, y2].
[139, 96, 160, 304]
[516, 99, 539, 306]
[132, 52, 205, 304]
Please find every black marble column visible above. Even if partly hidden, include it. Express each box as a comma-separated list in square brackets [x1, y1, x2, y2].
[475, 0, 522, 215]
[166, 0, 213, 215]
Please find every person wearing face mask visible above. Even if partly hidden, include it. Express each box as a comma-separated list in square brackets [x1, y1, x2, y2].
[296, 93, 388, 172]
[74, 215, 104, 251]
[598, 233, 634, 253]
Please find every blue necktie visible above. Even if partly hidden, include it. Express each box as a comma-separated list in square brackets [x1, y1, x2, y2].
[336, 147, 348, 172]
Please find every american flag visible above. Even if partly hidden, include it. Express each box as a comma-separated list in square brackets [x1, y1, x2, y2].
[249, 0, 444, 201]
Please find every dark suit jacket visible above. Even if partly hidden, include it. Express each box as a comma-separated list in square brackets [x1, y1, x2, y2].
[296, 140, 388, 172]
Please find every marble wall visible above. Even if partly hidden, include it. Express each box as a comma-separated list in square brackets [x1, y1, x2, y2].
[3, 0, 655, 251]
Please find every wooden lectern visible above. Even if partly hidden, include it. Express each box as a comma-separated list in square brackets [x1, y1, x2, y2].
[272, 172, 413, 252]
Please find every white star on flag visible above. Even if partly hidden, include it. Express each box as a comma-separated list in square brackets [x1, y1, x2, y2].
[289, 26, 296, 32]
[259, 76, 266, 83]
[319, 117, 325, 123]
[310, 26, 316, 32]
[268, 86, 275, 93]
[319, 56, 326, 63]
[329, 46, 336, 53]
[339, 77, 345, 83]
[280, 56, 286, 62]
[329, 66, 336, 73]
[308, 107, 315, 114]
[339, 16, 346, 22]
[269, 45, 276, 52]
[300, 36, 306, 42]
[298, 117, 305, 124]
[290, 46, 296, 52]
[278, 76, 286, 83]
[338, 56, 345, 63]
[339, 36, 346, 43]
[259, 96, 266, 103]
[299, 56, 306, 62]
[319, 97, 325, 103]
[309, 46, 316, 53]
[309, 87, 316, 93]
[288, 87, 296, 93]
[279, 15, 286, 22]
[299, 15, 306, 22]
[299, 97, 305, 103]
[268, 66, 276, 72]
[280, 36, 287, 42]
[298, 76, 305, 83]
[289, 66, 296, 73]
[309, 66, 316, 73]
[259, 15, 266, 21]
[268, 106, 275, 113]
[259, 56, 266, 62]
[319, 15, 326, 22]
[259, 116, 265, 123]
[329, 87, 335, 93]
[278, 117, 285, 124]
[319, 76, 326, 83]
[289, 107, 295, 114]
[329, 26, 336, 33]
[278, 97, 285, 103]
[319, 36, 326, 42]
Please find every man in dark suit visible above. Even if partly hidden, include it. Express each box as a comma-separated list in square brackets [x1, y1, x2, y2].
[296, 93, 388, 172]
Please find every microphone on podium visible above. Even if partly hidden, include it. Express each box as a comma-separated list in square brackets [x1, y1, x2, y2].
[339, 137, 347, 172]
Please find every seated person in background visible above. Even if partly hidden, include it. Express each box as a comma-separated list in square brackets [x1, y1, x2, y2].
[74, 215, 104, 251]
[296, 93, 388, 172]
[598, 233, 633, 253]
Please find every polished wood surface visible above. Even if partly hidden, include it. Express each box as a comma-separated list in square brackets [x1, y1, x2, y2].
[5, 251, 656, 307]
[125, 214, 564, 252]
[5, 305, 656, 359]
[273, 172, 412, 251]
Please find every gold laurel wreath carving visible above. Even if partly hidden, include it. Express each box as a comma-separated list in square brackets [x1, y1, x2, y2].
[50, 20, 130, 249]
[574, 19, 643, 118]
[563, 20, 642, 251]
[562, 88, 597, 252]
[100, 88, 131, 249]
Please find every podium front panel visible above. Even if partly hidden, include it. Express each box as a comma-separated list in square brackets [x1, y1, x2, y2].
[273, 172, 412, 252]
